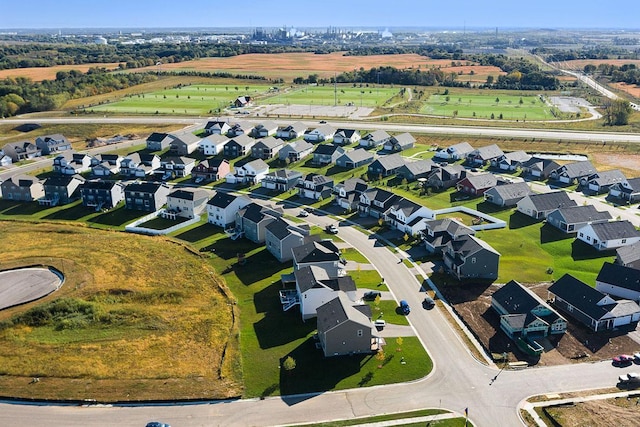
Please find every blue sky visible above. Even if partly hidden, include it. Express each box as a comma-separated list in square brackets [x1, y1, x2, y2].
[1, 0, 639, 29]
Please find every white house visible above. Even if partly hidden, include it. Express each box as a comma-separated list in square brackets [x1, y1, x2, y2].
[226, 158, 269, 185]
[384, 197, 435, 235]
[199, 134, 229, 156]
[303, 124, 336, 143]
[576, 220, 640, 251]
[433, 141, 474, 161]
[333, 129, 361, 145]
[206, 192, 251, 229]
[596, 262, 640, 303]
[294, 265, 357, 321]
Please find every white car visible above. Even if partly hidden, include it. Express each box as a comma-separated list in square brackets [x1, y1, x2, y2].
[633, 352, 640, 362]
[298, 210, 309, 217]
[374, 319, 386, 328]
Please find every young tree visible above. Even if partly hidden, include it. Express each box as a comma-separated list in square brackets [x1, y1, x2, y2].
[603, 99, 633, 126]
[282, 356, 296, 372]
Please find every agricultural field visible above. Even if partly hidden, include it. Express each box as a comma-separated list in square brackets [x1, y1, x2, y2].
[85, 83, 275, 115]
[420, 91, 554, 120]
[0, 62, 123, 82]
[261, 84, 402, 107]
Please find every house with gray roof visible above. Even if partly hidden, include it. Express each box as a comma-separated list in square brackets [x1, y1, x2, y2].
[2, 141, 41, 162]
[261, 169, 303, 192]
[546, 205, 612, 233]
[516, 191, 577, 220]
[165, 188, 209, 219]
[227, 121, 252, 137]
[316, 293, 373, 357]
[422, 218, 475, 254]
[297, 173, 334, 200]
[383, 132, 415, 152]
[483, 182, 532, 207]
[206, 192, 251, 228]
[41, 175, 85, 206]
[276, 121, 307, 140]
[235, 202, 283, 243]
[265, 217, 310, 262]
[608, 177, 640, 203]
[456, 172, 499, 197]
[192, 158, 230, 182]
[549, 274, 640, 331]
[120, 153, 161, 177]
[550, 160, 597, 184]
[359, 130, 391, 148]
[0, 175, 44, 202]
[616, 241, 640, 270]
[293, 266, 357, 321]
[292, 239, 344, 276]
[333, 128, 360, 145]
[491, 151, 531, 171]
[204, 120, 231, 136]
[396, 159, 435, 182]
[53, 152, 92, 175]
[251, 136, 285, 159]
[467, 144, 504, 166]
[426, 164, 466, 189]
[225, 158, 269, 185]
[159, 156, 196, 178]
[358, 187, 398, 218]
[492, 280, 566, 344]
[596, 262, 640, 303]
[251, 121, 278, 138]
[90, 153, 123, 177]
[443, 234, 500, 280]
[433, 141, 474, 161]
[304, 124, 336, 143]
[168, 132, 200, 156]
[385, 197, 435, 235]
[146, 132, 173, 151]
[576, 220, 640, 251]
[199, 134, 229, 156]
[582, 170, 626, 194]
[0, 149, 12, 167]
[80, 180, 124, 210]
[278, 140, 314, 163]
[335, 148, 374, 169]
[35, 134, 71, 155]
[334, 178, 368, 210]
[223, 134, 256, 158]
[367, 153, 406, 178]
[124, 182, 170, 212]
[312, 144, 345, 166]
[520, 157, 560, 180]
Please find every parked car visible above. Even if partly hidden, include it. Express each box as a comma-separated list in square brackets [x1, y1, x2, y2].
[618, 372, 640, 385]
[194, 177, 204, 184]
[374, 319, 386, 328]
[633, 352, 640, 362]
[298, 210, 309, 217]
[325, 224, 339, 234]
[423, 295, 435, 309]
[399, 300, 411, 315]
[613, 354, 634, 366]
[146, 422, 171, 427]
[363, 291, 382, 301]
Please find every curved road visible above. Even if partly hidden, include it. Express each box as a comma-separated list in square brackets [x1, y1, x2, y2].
[0, 210, 626, 427]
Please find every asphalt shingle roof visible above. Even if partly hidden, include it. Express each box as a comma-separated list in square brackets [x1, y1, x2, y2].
[590, 220, 640, 241]
[526, 191, 576, 211]
[596, 262, 640, 292]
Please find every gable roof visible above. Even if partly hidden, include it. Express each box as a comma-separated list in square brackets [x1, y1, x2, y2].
[486, 182, 531, 200]
[400, 159, 434, 176]
[471, 144, 504, 160]
[589, 220, 640, 241]
[124, 182, 166, 194]
[254, 136, 284, 149]
[311, 124, 336, 135]
[557, 160, 596, 178]
[587, 169, 626, 186]
[335, 128, 359, 138]
[362, 187, 396, 204]
[448, 234, 500, 258]
[425, 218, 475, 237]
[525, 191, 576, 211]
[292, 239, 341, 264]
[81, 180, 122, 191]
[285, 140, 314, 153]
[335, 177, 367, 194]
[616, 241, 640, 267]
[374, 153, 406, 170]
[391, 132, 416, 145]
[266, 168, 302, 180]
[463, 172, 498, 189]
[169, 132, 200, 146]
[493, 280, 550, 314]
[313, 144, 341, 156]
[227, 134, 255, 147]
[339, 148, 374, 163]
[2, 174, 41, 188]
[147, 132, 170, 143]
[316, 293, 371, 334]
[295, 265, 356, 294]
[44, 175, 85, 187]
[521, 156, 560, 174]
[168, 188, 209, 201]
[240, 158, 269, 171]
[253, 121, 278, 131]
[446, 141, 474, 153]
[597, 262, 640, 292]
[198, 158, 228, 169]
[363, 130, 391, 141]
[238, 202, 283, 224]
[265, 217, 298, 240]
[301, 173, 332, 186]
[548, 274, 611, 320]
[207, 192, 247, 208]
[390, 197, 423, 217]
[549, 205, 611, 224]
[161, 156, 195, 166]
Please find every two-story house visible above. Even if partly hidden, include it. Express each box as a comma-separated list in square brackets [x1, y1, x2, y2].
[165, 188, 210, 219]
[422, 218, 475, 254]
[278, 140, 314, 163]
[358, 187, 398, 218]
[235, 202, 284, 243]
[226, 158, 269, 185]
[120, 153, 161, 177]
[2, 141, 41, 162]
[303, 124, 336, 143]
[168, 133, 201, 156]
[223, 134, 256, 158]
[206, 192, 251, 229]
[124, 182, 170, 212]
[146, 132, 173, 151]
[0, 175, 45, 202]
[333, 128, 361, 145]
[251, 121, 278, 138]
[276, 121, 307, 140]
[265, 217, 310, 262]
[204, 120, 231, 136]
[261, 169, 303, 192]
[251, 136, 285, 159]
[191, 158, 230, 182]
[334, 178, 368, 210]
[80, 180, 125, 210]
[426, 164, 466, 189]
[443, 234, 500, 280]
[367, 153, 406, 179]
[292, 239, 344, 276]
[296, 173, 334, 200]
[384, 197, 435, 235]
[312, 144, 345, 166]
[35, 134, 72, 155]
[199, 134, 229, 156]
[293, 265, 356, 321]
[41, 175, 85, 206]
[90, 154, 123, 177]
[159, 156, 196, 178]
[316, 293, 372, 357]
[359, 130, 391, 149]
[53, 152, 92, 175]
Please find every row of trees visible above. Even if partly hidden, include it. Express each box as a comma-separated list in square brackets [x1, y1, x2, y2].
[584, 63, 640, 85]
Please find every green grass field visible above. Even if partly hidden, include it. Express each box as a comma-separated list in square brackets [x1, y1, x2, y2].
[86, 83, 274, 115]
[261, 85, 401, 107]
[420, 92, 553, 120]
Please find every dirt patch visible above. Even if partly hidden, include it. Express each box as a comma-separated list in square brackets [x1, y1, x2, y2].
[563, 59, 640, 69]
[439, 281, 639, 367]
[592, 152, 640, 175]
[543, 396, 640, 427]
[0, 63, 123, 81]
[612, 82, 640, 99]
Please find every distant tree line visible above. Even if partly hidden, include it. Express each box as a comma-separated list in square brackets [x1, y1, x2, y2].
[584, 63, 640, 85]
[308, 66, 466, 87]
[477, 55, 560, 90]
[152, 70, 274, 82]
[0, 68, 156, 117]
[534, 47, 640, 62]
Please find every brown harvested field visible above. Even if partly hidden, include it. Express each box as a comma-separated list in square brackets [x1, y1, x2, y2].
[592, 152, 640, 175]
[0, 63, 123, 81]
[542, 397, 640, 427]
[563, 59, 640, 69]
[137, 52, 504, 82]
[612, 82, 640, 98]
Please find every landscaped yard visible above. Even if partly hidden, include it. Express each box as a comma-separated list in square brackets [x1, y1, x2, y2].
[260, 85, 401, 108]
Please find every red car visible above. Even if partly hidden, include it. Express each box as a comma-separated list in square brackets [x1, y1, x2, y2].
[612, 354, 634, 365]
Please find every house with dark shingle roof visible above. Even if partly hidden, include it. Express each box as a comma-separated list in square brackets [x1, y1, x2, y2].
[582, 170, 626, 193]
[204, 120, 231, 136]
[426, 164, 466, 189]
[596, 262, 640, 303]
[251, 121, 278, 138]
[278, 140, 314, 163]
[41, 175, 85, 206]
[433, 141, 474, 161]
[120, 153, 161, 177]
[367, 153, 406, 178]
[80, 180, 124, 210]
[333, 128, 361, 145]
[0, 175, 44, 202]
[225, 158, 269, 185]
[520, 157, 560, 180]
[297, 173, 334, 200]
[206, 192, 251, 228]
[548, 274, 640, 331]
[443, 234, 500, 280]
[90, 153, 123, 177]
[35, 134, 71, 155]
[294, 266, 357, 321]
[227, 121, 252, 137]
[484, 182, 532, 207]
[576, 220, 640, 251]
[609, 177, 640, 203]
[235, 202, 283, 243]
[124, 182, 170, 212]
[312, 144, 345, 166]
[359, 130, 391, 148]
[165, 188, 210, 219]
[358, 187, 398, 218]
[159, 156, 196, 178]
[384, 197, 435, 235]
[456, 172, 499, 197]
[396, 159, 435, 182]
[304, 124, 336, 143]
[334, 178, 368, 210]
[168, 132, 201, 156]
[492, 280, 567, 342]
[53, 152, 92, 175]
[467, 144, 504, 166]
[421, 218, 475, 254]
[146, 132, 173, 151]
[251, 136, 286, 159]
[223, 134, 256, 158]
[549, 160, 597, 184]
[316, 293, 373, 357]
[276, 121, 308, 140]
[199, 134, 229, 156]
[261, 168, 303, 192]
[616, 241, 640, 270]
[491, 151, 531, 171]
[335, 148, 374, 169]
[192, 158, 230, 182]
[546, 205, 612, 233]
[292, 239, 343, 276]
[265, 218, 310, 262]
[516, 191, 577, 220]
[2, 141, 41, 162]
[383, 132, 415, 152]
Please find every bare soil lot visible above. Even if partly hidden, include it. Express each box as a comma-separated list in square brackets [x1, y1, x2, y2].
[439, 281, 639, 366]
[0, 63, 123, 81]
[542, 396, 640, 427]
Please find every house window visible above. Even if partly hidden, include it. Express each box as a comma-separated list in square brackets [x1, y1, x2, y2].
[357, 329, 363, 337]
[586, 236, 591, 241]
[579, 232, 584, 237]
[622, 239, 627, 244]
[471, 257, 477, 264]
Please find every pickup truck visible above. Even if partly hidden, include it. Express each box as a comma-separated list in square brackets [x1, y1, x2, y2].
[618, 372, 640, 384]
[325, 224, 339, 234]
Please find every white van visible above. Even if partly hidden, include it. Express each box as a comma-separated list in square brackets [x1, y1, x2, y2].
[374, 319, 386, 328]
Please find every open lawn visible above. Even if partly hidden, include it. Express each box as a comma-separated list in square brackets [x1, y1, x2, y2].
[86, 83, 274, 115]
[420, 92, 554, 120]
[261, 85, 401, 107]
[0, 222, 240, 401]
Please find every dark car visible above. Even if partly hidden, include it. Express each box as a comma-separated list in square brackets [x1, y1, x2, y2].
[146, 422, 171, 427]
[399, 300, 410, 315]
[423, 295, 435, 309]
[363, 291, 382, 301]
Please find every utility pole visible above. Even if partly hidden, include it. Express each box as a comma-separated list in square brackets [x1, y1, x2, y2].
[334, 72, 337, 107]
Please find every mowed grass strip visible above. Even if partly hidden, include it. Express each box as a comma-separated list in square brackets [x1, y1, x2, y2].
[420, 92, 552, 120]
[261, 85, 401, 107]
[0, 222, 241, 400]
